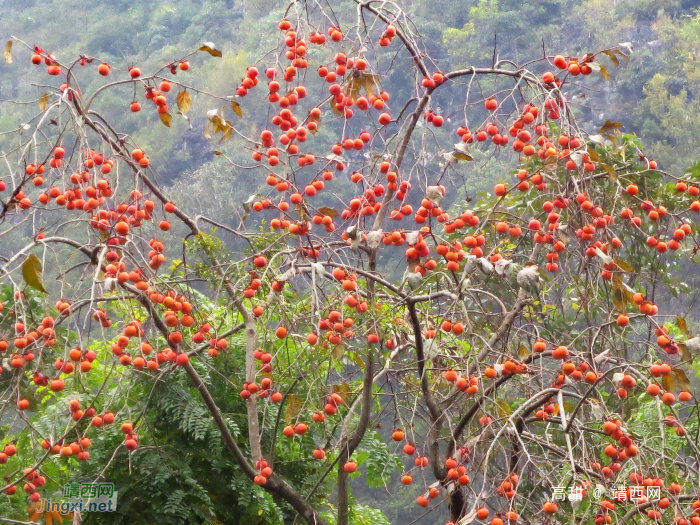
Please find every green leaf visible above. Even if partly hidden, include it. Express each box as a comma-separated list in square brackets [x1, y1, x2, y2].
[22, 254, 47, 293]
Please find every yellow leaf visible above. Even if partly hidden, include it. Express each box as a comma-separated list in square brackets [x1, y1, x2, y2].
[284, 394, 302, 422]
[674, 368, 691, 391]
[587, 146, 600, 162]
[4, 40, 12, 64]
[351, 352, 365, 368]
[332, 383, 351, 404]
[611, 275, 627, 313]
[199, 42, 222, 57]
[220, 123, 233, 142]
[495, 399, 512, 417]
[39, 93, 49, 111]
[160, 112, 172, 128]
[599, 64, 610, 81]
[359, 73, 380, 96]
[317, 207, 339, 218]
[308, 114, 321, 135]
[677, 316, 689, 337]
[600, 164, 617, 182]
[679, 343, 692, 363]
[614, 47, 630, 65]
[331, 345, 345, 359]
[598, 120, 623, 134]
[22, 253, 47, 293]
[614, 259, 634, 273]
[453, 152, 473, 161]
[519, 344, 531, 359]
[231, 100, 242, 117]
[176, 90, 192, 114]
[602, 50, 620, 67]
[662, 373, 676, 393]
[542, 154, 558, 173]
[330, 97, 343, 116]
[346, 74, 362, 100]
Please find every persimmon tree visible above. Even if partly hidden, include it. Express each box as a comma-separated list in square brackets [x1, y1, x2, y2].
[1, 1, 700, 525]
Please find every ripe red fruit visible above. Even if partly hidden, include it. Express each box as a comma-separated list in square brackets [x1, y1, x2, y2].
[646, 383, 661, 396]
[98, 63, 110, 76]
[343, 460, 357, 473]
[378, 113, 391, 125]
[553, 55, 567, 69]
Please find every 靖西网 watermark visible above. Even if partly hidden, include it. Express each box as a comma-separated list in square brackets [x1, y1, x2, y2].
[39, 483, 117, 513]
